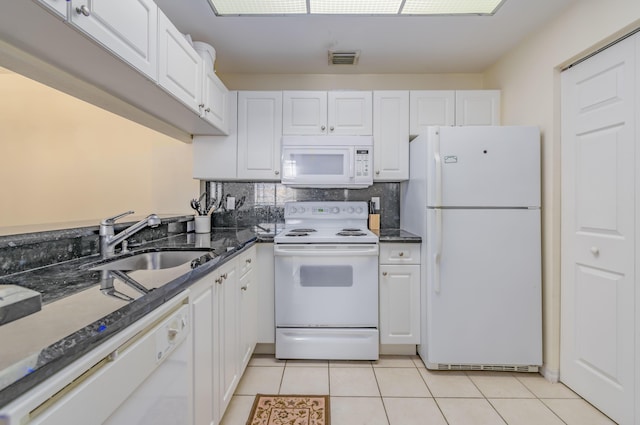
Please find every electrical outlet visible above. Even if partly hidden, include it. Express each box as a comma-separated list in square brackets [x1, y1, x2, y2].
[227, 196, 236, 210]
[371, 197, 380, 211]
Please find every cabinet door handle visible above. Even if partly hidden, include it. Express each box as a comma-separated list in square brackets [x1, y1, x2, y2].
[205, 107, 211, 113]
[398, 252, 404, 257]
[382, 271, 388, 276]
[591, 246, 600, 256]
[246, 258, 252, 264]
[215, 277, 223, 284]
[241, 286, 247, 291]
[198, 103, 205, 108]
[376, 170, 380, 175]
[274, 170, 280, 175]
[76, 5, 90, 16]
[329, 126, 334, 132]
[321, 125, 326, 131]
[221, 273, 228, 280]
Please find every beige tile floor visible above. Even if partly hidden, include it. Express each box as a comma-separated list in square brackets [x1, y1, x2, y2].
[220, 354, 617, 425]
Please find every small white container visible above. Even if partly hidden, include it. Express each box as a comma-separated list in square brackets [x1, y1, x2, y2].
[194, 215, 211, 234]
[193, 41, 216, 72]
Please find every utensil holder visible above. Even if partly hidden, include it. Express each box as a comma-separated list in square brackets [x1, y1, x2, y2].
[368, 214, 380, 230]
[194, 215, 211, 234]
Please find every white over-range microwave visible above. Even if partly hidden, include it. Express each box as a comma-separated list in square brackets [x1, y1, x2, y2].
[281, 135, 373, 188]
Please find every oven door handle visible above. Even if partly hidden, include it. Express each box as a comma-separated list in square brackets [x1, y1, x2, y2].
[274, 244, 379, 256]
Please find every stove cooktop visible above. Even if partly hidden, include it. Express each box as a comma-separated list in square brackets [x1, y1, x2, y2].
[274, 201, 379, 244]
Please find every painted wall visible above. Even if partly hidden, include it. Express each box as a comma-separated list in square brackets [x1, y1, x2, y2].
[0, 69, 197, 230]
[219, 73, 485, 91]
[484, 0, 640, 378]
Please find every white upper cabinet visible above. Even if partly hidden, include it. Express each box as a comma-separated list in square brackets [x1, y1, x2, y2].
[283, 91, 327, 135]
[193, 92, 238, 181]
[157, 9, 202, 112]
[194, 43, 229, 134]
[455, 90, 501, 125]
[328, 91, 373, 135]
[409, 90, 455, 136]
[69, 0, 158, 80]
[237, 91, 283, 180]
[283, 91, 372, 135]
[37, 0, 68, 19]
[373, 91, 409, 181]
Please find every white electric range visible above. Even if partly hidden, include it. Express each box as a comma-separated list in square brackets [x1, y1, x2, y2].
[274, 201, 380, 360]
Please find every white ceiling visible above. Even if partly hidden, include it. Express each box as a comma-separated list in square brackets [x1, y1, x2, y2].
[154, 0, 577, 75]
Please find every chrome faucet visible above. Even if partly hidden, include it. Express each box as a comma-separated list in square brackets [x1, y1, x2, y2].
[99, 211, 161, 258]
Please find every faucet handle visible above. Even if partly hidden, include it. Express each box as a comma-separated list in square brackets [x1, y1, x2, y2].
[101, 210, 135, 226]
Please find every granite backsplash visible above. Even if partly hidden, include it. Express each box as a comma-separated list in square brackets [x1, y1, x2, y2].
[206, 181, 401, 229]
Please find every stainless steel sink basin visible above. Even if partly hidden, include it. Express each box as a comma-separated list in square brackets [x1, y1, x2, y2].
[90, 250, 212, 271]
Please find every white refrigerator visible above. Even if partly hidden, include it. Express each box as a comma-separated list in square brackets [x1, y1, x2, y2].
[401, 126, 542, 371]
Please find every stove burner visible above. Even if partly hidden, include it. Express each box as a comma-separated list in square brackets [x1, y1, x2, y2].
[336, 231, 367, 237]
[342, 228, 362, 232]
[285, 232, 310, 237]
[290, 228, 317, 233]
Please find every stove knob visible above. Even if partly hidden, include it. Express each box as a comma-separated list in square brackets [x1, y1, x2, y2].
[298, 207, 306, 214]
[332, 207, 340, 214]
[347, 207, 354, 213]
[356, 207, 363, 214]
[290, 207, 297, 214]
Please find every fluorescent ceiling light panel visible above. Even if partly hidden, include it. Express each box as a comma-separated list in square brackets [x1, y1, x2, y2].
[311, 0, 403, 14]
[401, 0, 503, 15]
[208, 0, 505, 15]
[210, 0, 306, 15]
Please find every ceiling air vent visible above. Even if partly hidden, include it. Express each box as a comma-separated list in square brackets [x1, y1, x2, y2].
[328, 51, 360, 66]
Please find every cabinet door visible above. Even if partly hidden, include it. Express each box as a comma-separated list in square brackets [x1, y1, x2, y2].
[409, 90, 455, 136]
[202, 70, 229, 134]
[373, 91, 409, 181]
[283, 91, 327, 135]
[237, 91, 283, 180]
[379, 264, 420, 344]
[217, 262, 239, 417]
[69, 0, 157, 80]
[328, 91, 373, 135]
[193, 92, 238, 180]
[192, 284, 216, 425]
[256, 243, 275, 344]
[239, 266, 258, 371]
[455, 90, 501, 125]
[158, 10, 202, 112]
[37, 0, 68, 19]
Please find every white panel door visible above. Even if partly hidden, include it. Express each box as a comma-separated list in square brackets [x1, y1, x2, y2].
[379, 264, 420, 344]
[70, 0, 157, 80]
[454, 90, 500, 125]
[373, 91, 410, 181]
[561, 34, 636, 425]
[409, 90, 455, 135]
[237, 91, 283, 180]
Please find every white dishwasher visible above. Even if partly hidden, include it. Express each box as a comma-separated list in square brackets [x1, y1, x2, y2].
[22, 294, 192, 425]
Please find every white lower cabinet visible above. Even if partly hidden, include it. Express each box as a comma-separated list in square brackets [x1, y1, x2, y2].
[379, 243, 421, 344]
[190, 245, 257, 425]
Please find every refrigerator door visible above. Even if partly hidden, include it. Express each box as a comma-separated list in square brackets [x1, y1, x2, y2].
[422, 207, 542, 367]
[426, 126, 540, 208]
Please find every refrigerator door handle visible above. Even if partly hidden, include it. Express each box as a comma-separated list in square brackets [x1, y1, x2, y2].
[434, 208, 442, 294]
[434, 141, 442, 207]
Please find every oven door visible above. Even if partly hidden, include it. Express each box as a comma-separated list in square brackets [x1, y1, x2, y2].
[274, 244, 379, 327]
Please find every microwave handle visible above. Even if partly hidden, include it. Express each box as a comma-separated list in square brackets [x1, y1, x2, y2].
[349, 148, 355, 178]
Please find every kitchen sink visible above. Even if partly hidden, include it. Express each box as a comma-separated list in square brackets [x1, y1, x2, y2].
[89, 250, 214, 271]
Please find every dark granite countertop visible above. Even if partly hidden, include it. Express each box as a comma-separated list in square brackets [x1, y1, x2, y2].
[377, 228, 422, 243]
[0, 227, 266, 408]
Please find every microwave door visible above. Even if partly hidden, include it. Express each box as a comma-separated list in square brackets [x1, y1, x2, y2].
[282, 146, 352, 186]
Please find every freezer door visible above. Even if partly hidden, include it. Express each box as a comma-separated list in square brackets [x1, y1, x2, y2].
[424, 208, 542, 366]
[427, 126, 540, 208]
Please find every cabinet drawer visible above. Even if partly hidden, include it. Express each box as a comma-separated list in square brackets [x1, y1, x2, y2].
[379, 243, 420, 264]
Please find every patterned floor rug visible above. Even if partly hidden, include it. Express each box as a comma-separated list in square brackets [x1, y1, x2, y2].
[246, 394, 330, 425]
